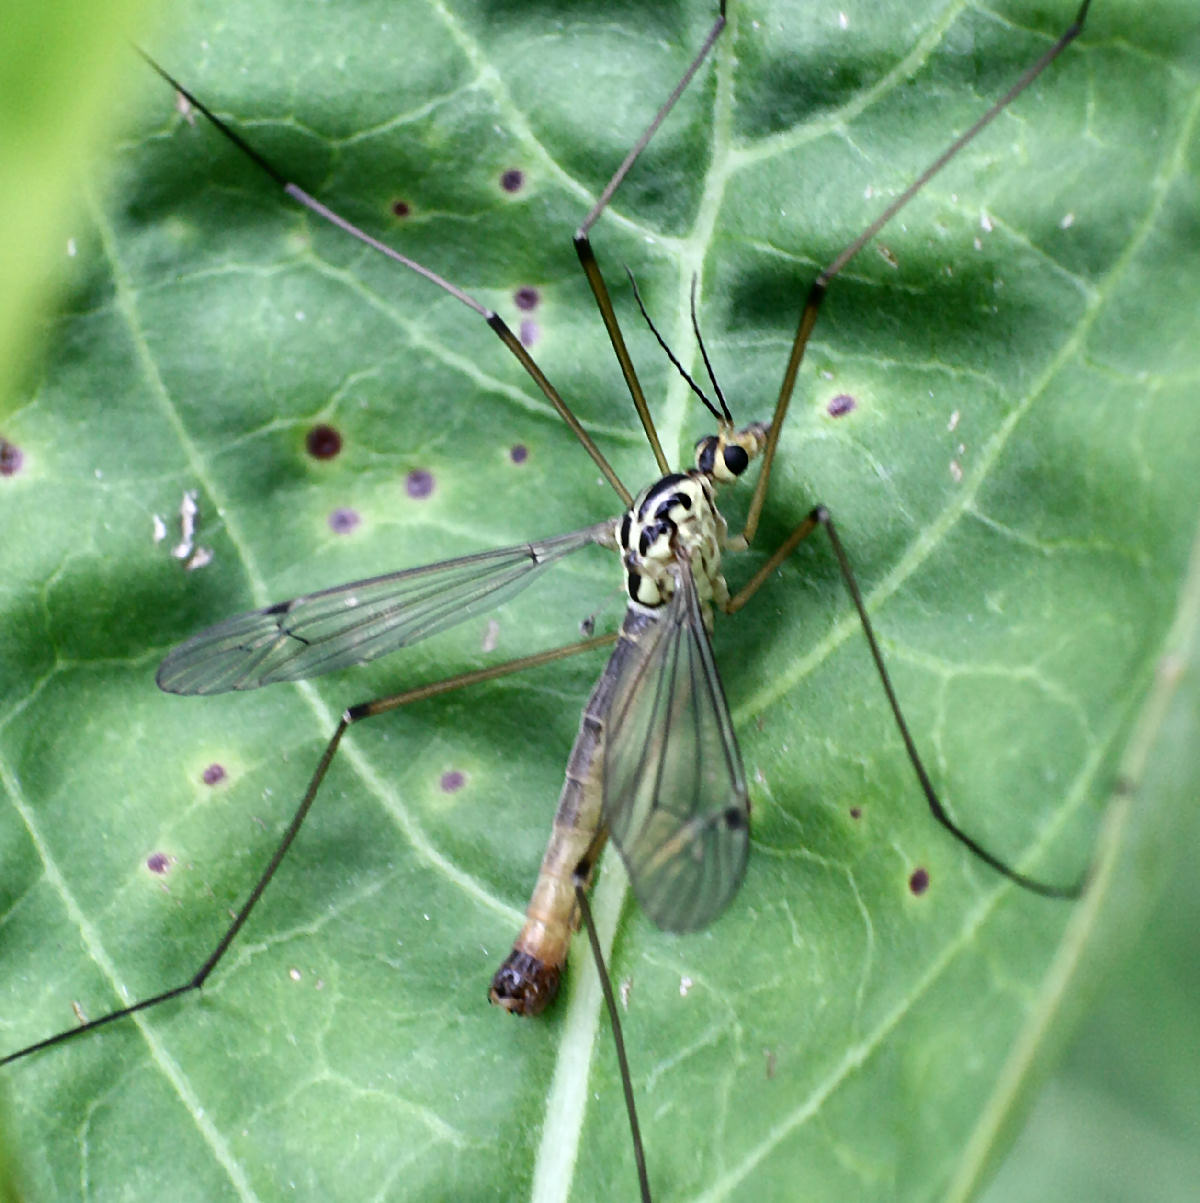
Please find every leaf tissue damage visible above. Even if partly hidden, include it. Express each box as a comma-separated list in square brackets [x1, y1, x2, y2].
[2, 2, 1199, 1201]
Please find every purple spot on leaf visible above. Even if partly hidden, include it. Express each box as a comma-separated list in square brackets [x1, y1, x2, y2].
[329, 507, 361, 534]
[849, 806, 862, 820]
[909, 867, 930, 895]
[146, 852, 171, 874]
[510, 444, 528, 465]
[202, 763, 226, 786]
[440, 770, 466, 793]
[406, 469, 434, 499]
[500, 169, 524, 194]
[306, 424, 342, 459]
[514, 286, 539, 311]
[827, 394, 856, 418]
[0, 437, 23, 476]
[391, 199, 411, 218]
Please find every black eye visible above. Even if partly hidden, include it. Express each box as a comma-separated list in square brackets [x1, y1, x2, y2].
[723, 445, 749, 475]
[696, 437, 716, 475]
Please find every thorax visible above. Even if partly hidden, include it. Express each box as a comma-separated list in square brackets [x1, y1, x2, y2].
[617, 470, 729, 612]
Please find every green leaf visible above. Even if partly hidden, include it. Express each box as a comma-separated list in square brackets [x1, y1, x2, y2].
[2, 2, 1198, 1201]
[983, 715, 1200, 1203]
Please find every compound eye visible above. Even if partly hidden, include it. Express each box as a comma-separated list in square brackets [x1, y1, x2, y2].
[723, 444, 750, 476]
[695, 436, 717, 475]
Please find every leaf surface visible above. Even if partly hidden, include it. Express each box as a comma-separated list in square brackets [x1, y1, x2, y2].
[2, 2, 1198, 1200]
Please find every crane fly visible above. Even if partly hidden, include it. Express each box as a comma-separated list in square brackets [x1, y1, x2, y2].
[3, 0, 1189, 1199]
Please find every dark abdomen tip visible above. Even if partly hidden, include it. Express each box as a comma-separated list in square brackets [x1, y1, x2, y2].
[489, 949, 562, 1016]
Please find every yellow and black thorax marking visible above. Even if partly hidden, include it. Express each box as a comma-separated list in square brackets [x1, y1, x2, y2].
[619, 470, 728, 612]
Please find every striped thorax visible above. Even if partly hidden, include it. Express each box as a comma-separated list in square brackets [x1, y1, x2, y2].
[620, 421, 768, 615]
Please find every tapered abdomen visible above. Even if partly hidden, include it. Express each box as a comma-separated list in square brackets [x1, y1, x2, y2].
[489, 607, 656, 1015]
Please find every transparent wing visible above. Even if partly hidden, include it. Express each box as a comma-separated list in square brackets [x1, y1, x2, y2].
[603, 555, 749, 932]
[157, 522, 614, 695]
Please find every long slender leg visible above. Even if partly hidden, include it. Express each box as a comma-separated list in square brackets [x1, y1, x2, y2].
[572, 2, 728, 475]
[136, 50, 633, 507]
[739, 0, 1093, 545]
[575, 875, 650, 1203]
[727, 507, 1084, 899]
[0, 633, 614, 1067]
